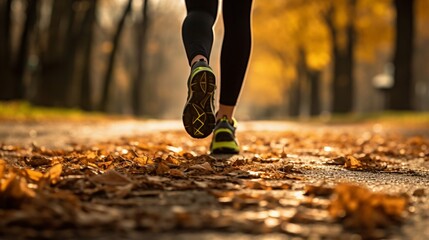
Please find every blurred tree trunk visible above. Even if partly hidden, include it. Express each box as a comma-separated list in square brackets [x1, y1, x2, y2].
[14, 0, 38, 99]
[100, 0, 133, 111]
[309, 69, 321, 116]
[289, 50, 306, 117]
[33, 0, 74, 107]
[387, 0, 415, 110]
[292, 48, 321, 117]
[297, 48, 308, 117]
[326, 0, 356, 114]
[63, 1, 80, 107]
[79, 0, 98, 111]
[33, 0, 97, 109]
[0, 0, 13, 100]
[289, 80, 300, 117]
[133, 0, 150, 116]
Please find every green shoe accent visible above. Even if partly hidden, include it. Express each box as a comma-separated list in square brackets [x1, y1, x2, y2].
[182, 60, 216, 139]
[210, 116, 240, 154]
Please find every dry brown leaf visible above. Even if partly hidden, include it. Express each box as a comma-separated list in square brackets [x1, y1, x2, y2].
[90, 170, 133, 186]
[412, 188, 426, 197]
[329, 183, 408, 230]
[189, 162, 214, 172]
[169, 169, 186, 178]
[279, 164, 294, 173]
[102, 183, 134, 199]
[165, 155, 181, 165]
[26, 155, 51, 167]
[134, 156, 153, 166]
[1, 173, 36, 208]
[156, 162, 170, 175]
[326, 156, 346, 165]
[85, 151, 98, 161]
[344, 156, 362, 169]
[144, 164, 156, 174]
[181, 151, 196, 158]
[344, 155, 386, 171]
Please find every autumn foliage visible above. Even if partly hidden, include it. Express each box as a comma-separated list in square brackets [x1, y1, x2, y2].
[1, 125, 427, 238]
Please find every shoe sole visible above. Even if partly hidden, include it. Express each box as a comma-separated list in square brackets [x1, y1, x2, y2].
[183, 68, 216, 138]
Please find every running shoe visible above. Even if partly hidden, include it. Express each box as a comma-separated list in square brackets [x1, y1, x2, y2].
[182, 59, 216, 138]
[210, 116, 240, 154]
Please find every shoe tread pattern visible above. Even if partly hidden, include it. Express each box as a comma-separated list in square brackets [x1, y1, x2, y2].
[183, 68, 216, 138]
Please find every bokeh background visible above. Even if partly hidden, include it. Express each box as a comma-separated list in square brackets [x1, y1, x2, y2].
[0, 0, 428, 119]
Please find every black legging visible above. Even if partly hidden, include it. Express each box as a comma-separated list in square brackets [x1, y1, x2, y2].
[182, 0, 253, 106]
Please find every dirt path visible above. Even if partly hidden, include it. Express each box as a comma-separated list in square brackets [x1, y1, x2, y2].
[0, 119, 428, 239]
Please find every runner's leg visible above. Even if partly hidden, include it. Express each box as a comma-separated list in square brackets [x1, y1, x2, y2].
[182, 0, 219, 66]
[217, 0, 253, 120]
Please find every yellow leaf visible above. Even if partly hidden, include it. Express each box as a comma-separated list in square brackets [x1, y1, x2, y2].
[25, 169, 44, 182]
[345, 156, 362, 169]
[134, 156, 153, 166]
[2, 173, 36, 204]
[44, 164, 63, 184]
[85, 151, 98, 161]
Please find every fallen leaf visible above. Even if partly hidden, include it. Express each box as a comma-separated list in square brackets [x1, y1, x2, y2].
[85, 151, 98, 161]
[103, 183, 134, 199]
[278, 165, 294, 173]
[1, 173, 36, 208]
[165, 155, 181, 165]
[143, 164, 156, 174]
[90, 170, 133, 186]
[156, 162, 170, 175]
[44, 164, 63, 184]
[134, 156, 153, 166]
[26, 155, 51, 167]
[181, 151, 196, 158]
[169, 169, 186, 178]
[329, 183, 408, 231]
[25, 169, 44, 182]
[412, 189, 425, 197]
[189, 162, 214, 172]
[344, 156, 362, 169]
[344, 155, 386, 171]
[326, 156, 346, 165]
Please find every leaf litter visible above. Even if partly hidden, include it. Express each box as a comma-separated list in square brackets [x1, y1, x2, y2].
[0, 127, 427, 239]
